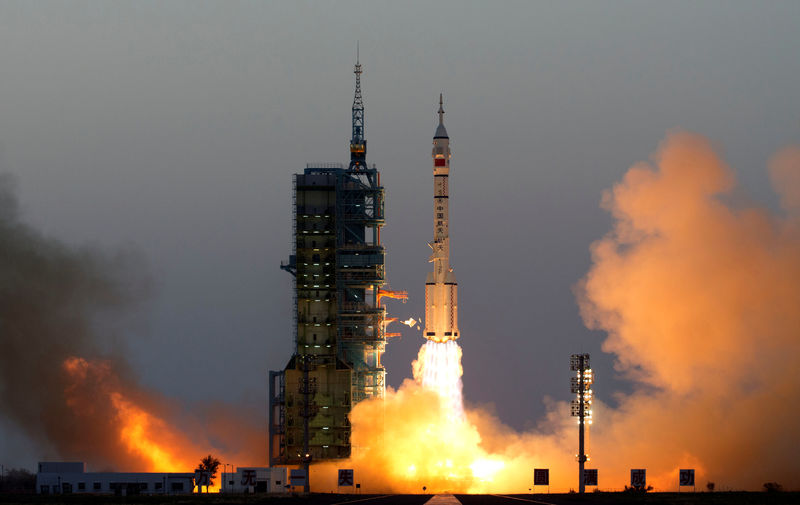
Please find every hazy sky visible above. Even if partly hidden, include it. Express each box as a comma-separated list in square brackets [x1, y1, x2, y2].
[1, 1, 798, 468]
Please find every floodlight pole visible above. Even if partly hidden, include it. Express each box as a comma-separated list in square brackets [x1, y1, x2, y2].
[578, 354, 586, 494]
[570, 353, 592, 494]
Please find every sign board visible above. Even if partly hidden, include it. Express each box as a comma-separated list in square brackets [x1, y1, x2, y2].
[679, 469, 695, 487]
[194, 471, 210, 488]
[338, 469, 354, 486]
[289, 469, 307, 487]
[630, 469, 646, 488]
[533, 468, 549, 486]
[241, 469, 257, 486]
[583, 469, 598, 486]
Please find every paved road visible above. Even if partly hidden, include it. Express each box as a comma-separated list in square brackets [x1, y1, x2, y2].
[456, 496, 560, 505]
[423, 496, 462, 505]
[330, 495, 433, 505]
[323, 492, 800, 505]
[456, 492, 800, 505]
[331, 495, 559, 505]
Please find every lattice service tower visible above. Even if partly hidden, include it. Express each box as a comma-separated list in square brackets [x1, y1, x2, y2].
[270, 56, 404, 468]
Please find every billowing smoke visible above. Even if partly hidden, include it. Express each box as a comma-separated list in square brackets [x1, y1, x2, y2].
[0, 175, 262, 472]
[577, 131, 800, 489]
[0, 174, 137, 467]
[309, 131, 800, 492]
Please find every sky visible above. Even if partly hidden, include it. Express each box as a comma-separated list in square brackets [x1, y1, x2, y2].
[1, 1, 799, 470]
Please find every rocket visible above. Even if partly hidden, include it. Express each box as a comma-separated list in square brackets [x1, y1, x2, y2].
[424, 94, 459, 343]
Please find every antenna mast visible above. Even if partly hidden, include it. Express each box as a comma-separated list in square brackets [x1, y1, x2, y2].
[349, 44, 366, 170]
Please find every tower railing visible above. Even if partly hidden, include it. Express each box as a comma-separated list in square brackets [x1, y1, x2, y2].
[292, 177, 298, 347]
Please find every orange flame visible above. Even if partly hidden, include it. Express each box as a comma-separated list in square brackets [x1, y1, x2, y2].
[109, 392, 192, 471]
[376, 288, 409, 305]
[60, 356, 259, 492]
[62, 357, 196, 471]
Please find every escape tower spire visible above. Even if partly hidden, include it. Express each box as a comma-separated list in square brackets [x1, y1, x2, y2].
[349, 47, 366, 170]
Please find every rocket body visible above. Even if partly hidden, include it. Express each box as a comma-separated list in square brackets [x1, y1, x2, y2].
[424, 96, 459, 343]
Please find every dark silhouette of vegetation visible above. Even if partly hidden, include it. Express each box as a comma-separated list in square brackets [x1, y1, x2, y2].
[764, 481, 784, 493]
[707, 481, 715, 492]
[195, 454, 220, 493]
[623, 484, 653, 493]
[0, 468, 35, 493]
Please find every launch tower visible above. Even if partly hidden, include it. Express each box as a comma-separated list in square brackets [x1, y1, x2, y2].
[269, 57, 398, 467]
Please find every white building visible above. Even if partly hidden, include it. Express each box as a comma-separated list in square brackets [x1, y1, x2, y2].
[219, 467, 288, 493]
[36, 462, 194, 496]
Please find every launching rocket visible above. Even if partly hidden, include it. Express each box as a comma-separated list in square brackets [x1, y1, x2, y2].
[424, 94, 459, 343]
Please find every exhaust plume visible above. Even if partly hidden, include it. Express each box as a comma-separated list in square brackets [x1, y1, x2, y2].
[576, 131, 800, 489]
[0, 175, 262, 472]
[413, 340, 464, 419]
[309, 131, 800, 492]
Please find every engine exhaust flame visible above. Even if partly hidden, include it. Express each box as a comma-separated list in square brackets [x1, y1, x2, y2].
[413, 340, 464, 419]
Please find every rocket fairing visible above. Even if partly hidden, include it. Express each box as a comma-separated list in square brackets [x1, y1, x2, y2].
[424, 94, 459, 344]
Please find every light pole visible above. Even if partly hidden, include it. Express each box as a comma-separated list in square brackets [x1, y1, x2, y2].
[570, 353, 593, 494]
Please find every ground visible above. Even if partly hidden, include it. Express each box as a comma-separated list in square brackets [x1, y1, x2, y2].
[1, 493, 799, 505]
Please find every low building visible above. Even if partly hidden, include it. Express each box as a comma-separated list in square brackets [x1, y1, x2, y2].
[36, 462, 194, 496]
[219, 467, 288, 493]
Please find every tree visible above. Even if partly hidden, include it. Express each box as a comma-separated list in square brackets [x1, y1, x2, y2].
[0, 468, 35, 493]
[195, 454, 221, 493]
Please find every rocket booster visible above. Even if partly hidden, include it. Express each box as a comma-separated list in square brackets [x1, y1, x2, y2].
[424, 94, 459, 343]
